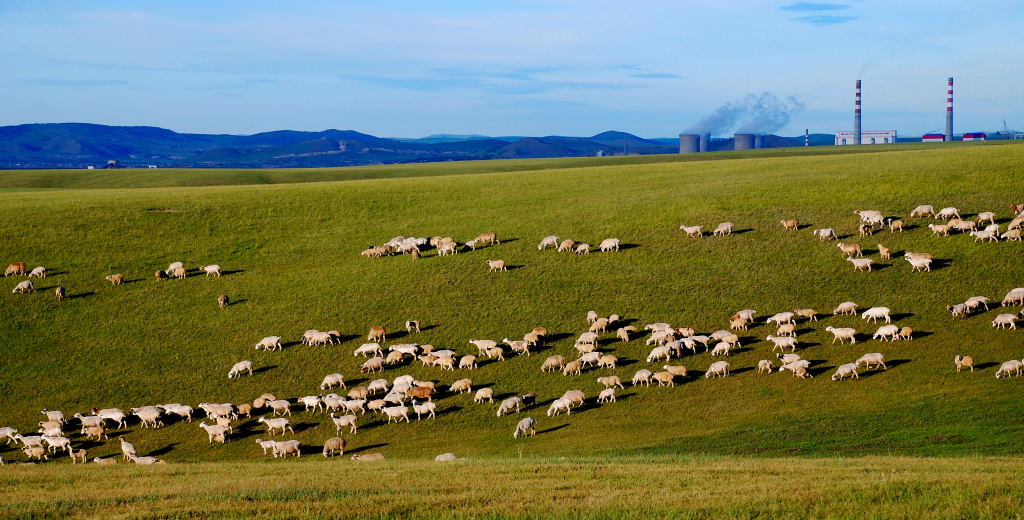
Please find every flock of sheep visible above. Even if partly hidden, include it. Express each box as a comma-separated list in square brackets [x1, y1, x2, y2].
[3, 202, 1023, 466]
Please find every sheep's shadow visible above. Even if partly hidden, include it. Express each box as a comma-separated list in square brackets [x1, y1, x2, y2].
[835, 234, 855, 240]
[794, 224, 813, 231]
[335, 334, 361, 344]
[884, 359, 911, 369]
[974, 362, 1000, 370]
[930, 259, 953, 271]
[252, 365, 277, 375]
[607, 391, 636, 403]
[434, 405, 461, 418]
[730, 228, 755, 235]
[292, 422, 319, 433]
[348, 443, 388, 455]
[908, 330, 933, 340]
[418, 324, 439, 333]
[147, 443, 180, 457]
[730, 367, 754, 376]
[45, 270, 69, 276]
[807, 364, 835, 378]
[65, 291, 95, 300]
[280, 341, 303, 350]
[537, 423, 570, 435]
[617, 243, 641, 251]
[123, 279, 146, 284]
[545, 332, 573, 343]
[867, 263, 892, 272]
[615, 358, 638, 368]
[220, 269, 245, 276]
[889, 313, 915, 322]
[899, 224, 921, 232]
[503, 265, 524, 271]
[795, 341, 820, 349]
[227, 298, 247, 306]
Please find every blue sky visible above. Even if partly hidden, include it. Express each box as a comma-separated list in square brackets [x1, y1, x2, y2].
[1, 1, 1021, 137]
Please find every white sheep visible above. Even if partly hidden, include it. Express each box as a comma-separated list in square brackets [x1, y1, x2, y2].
[199, 264, 221, 277]
[710, 342, 731, 356]
[130, 406, 164, 429]
[27, 266, 46, 278]
[272, 440, 301, 458]
[631, 369, 653, 386]
[599, 238, 621, 252]
[991, 314, 1018, 330]
[825, 326, 857, 345]
[713, 222, 734, 236]
[964, 296, 990, 312]
[905, 256, 933, 272]
[298, 395, 323, 413]
[513, 417, 536, 438]
[1001, 288, 1024, 306]
[497, 397, 522, 417]
[861, 307, 892, 323]
[199, 422, 230, 443]
[255, 336, 283, 351]
[833, 301, 858, 316]
[381, 405, 410, 424]
[1001, 229, 1022, 241]
[474, 388, 494, 404]
[360, 357, 385, 373]
[813, 228, 838, 241]
[970, 229, 999, 242]
[410, 400, 436, 420]
[767, 312, 795, 325]
[765, 335, 798, 352]
[486, 259, 507, 272]
[538, 235, 560, 250]
[647, 346, 672, 363]
[503, 338, 531, 357]
[831, 363, 859, 381]
[757, 360, 773, 374]
[575, 243, 591, 255]
[93, 408, 127, 428]
[872, 325, 900, 341]
[705, 361, 730, 378]
[995, 360, 1023, 378]
[597, 388, 617, 403]
[679, 225, 702, 238]
[847, 257, 873, 272]
[354, 343, 383, 357]
[547, 398, 573, 416]
[776, 353, 802, 365]
[367, 379, 389, 394]
[12, 280, 34, 294]
[320, 373, 346, 390]
[855, 353, 887, 370]
[909, 205, 935, 217]
[854, 210, 884, 225]
[257, 417, 294, 436]
[228, 360, 254, 379]
[936, 207, 960, 219]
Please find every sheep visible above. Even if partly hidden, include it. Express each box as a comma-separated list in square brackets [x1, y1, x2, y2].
[160, 404, 193, 422]
[360, 357, 385, 373]
[297, 395, 323, 413]
[1001, 289, 1024, 306]
[721, 333, 740, 348]
[936, 207, 961, 219]
[326, 413, 358, 434]
[616, 327, 633, 342]
[15, 434, 45, 448]
[1001, 229, 1022, 241]
[116, 438, 137, 461]
[780, 219, 799, 231]
[342, 399, 366, 415]
[847, 257, 873, 272]
[547, 398, 572, 416]
[713, 222, 734, 236]
[631, 369, 653, 386]
[354, 343, 383, 357]
[586, 310, 600, 324]
[597, 354, 619, 369]
[705, 361, 730, 378]
[946, 303, 968, 319]
[3, 262, 26, 276]
[767, 312, 795, 325]
[910, 204, 935, 217]
[992, 314, 1018, 330]
[994, 360, 1023, 378]
[898, 327, 914, 341]
[659, 365, 687, 380]
[468, 339, 498, 354]
[473, 388, 494, 404]
[576, 331, 599, 347]
[92, 456, 118, 465]
[367, 379, 389, 395]
[513, 417, 536, 439]
[776, 353, 802, 365]
[264, 399, 291, 417]
[854, 210, 884, 225]
[765, 335, 798, 352]
[255, 336, 283, 352]
[887, 219, 905, 233]
[12, 280, 34, 294]
[105, 273, 125, 285]
[679, 225, 702, 238]
[404, 320, 421, 334]
[131, 406, 164, 428]
[496, 397, 522, 417]
[405, 386, 434, 402]
[970, 229, 999, 243]
[964, 296, 990, 312]
[273, 440, 301, 459]
[321, 437, 346, 458]
[597, 375, 624, 389]
[384, 351, 405, 366]
[954, 355, 974, 373]
[22, 445, 48, 461]
[710, 342, 731, 356]
[855, 353, 887, 370]
[562, 359, 583, 376]
[813, 228, 838, 241]
[42, 435, 72, 455]
[502, 338, 530, 357]
[599, 238, 621, 252]
[858, 223, 874, 237]
[834, 301, 858, 315]
[928, 223, 950, 236]
[646, 346, 672, 363]
[872, 325, 900, 342]
[825, 326, 857, 345]
[523, 331, 541, 347]
[541, 355, 566, 372]
[381, 405, 410, 424]
[154, 270, 167, 281]
[346, 387, 370, 400]
[831, 363, 859, 381]
[861, 307, 892, 323]
[877, 244, 891, 260]
[314, 373, 346, 391]
[199, 421, 231, 443]
[557, 239, 576, 252]
[486, 259, 507, 272]
[578, 352, 601, 367]
[227, 360, 253, 379]
[450, 378, 473, 394]
[38, 425, 62, 438]
[589, 317, 610, 333]
[27, 266, 46, 278]
[458, 355, 478, 370]
[757, 360, 774, 374]
[199, 264, 221, 277]
[410, 400, 436, 420]
[575, 243, 591, 255]
[82, 424, 107, 441]
[475, 232, 499, 245]
[538, 235, 560, 250]
[367, 326, 387, 343]
[70, 448, 88, 464]
[730, 318, 749, 330]
[92, 408, 128, 428]
[41, 409, 65, 424]
[794, 308, 817, 322]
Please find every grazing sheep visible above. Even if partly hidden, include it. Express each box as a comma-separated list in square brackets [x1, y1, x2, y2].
[597, 354, 619, 369]
[450, 378, 473, 394]
[0, 427, 18, 445]
[347, 387, 370, 400]
[847, 257, 873, 272]
[872, 325, 900, 342]
[730, 318, 749, 330]
[474, 388, 494, 404]
[458, 355, 478, 370]
[538, 235, 560, 250]
[1001, 229, 1022, 241]
[1001, 288, 1024, 306]
[616, 327, 633, 342]
[475, 232, 499, 245]
[994, 360, 1023, 378]
[910, 205, 935, 217]
[513, 417, 536, 438]
[705, 361, 730, 378]
[119, 438, 136, 461]
[27, 266, 46, 278]
[589, 317, 610, 333]
[575, 243, 591, 255]
[597, 375, 624, 389]
[322, 437, 346, 457]
[766, 335, 798, 352]
[257, 417, 294, 436]
[367, 326, 387, 343]
[366, 379, 389, 394]
[53, 286, 65, 302]
[713, 222, 734, 236]
[898, 327, 913, 341]
[381, 405, 410, 424]
[3, 262, 26, 276]
[496, 397, 522, 417]
[631, 369, 654, 386]
[776, 353, 802, 365]
[562, 359, 583, 376]
[597, 387, 617, 403]
[557, 239, 576, 252]
[814, 228, 838, 241]
[936, 207, 961, 219]
[199, 265, 221, 277]
[794, 308, 817, 322]
[825, 326, 857, 345]
[887, 219, 904, 233]
[227, 360, 253, 379]
[710, 342, 731, 356]
[410, 400, 436, 420]
[679, 225, 702, 238]
[767, 312, 795, 325]
[954, 355, 974, 373]
[405, 320, 421, 333]
[541, 355, 566, 372]
[502, 338, 530, 357]
[946, 303, 968, 319]
[992, 314, 1018, 330]
[757, 360, 773, 374]
[877, 244, 891, 260]
[199, 422, 231, 443]
[970, 229, 999, 243]
[836, 243, 863, 257]
[647, 346, 672, 363]
[834, 301, 858, 316]
[12, 280, 34, 294]
[360, 357, 385, 373]
[831, 363, 860, 381]
[599, 238, 621, 252]
[547, 398, 573, 417]
[855, 353, 887, 370]
[780, 219, 799, 231]
[354, 343, 383, 357]
[255, 336, 283, 352]
[154, 270, 167, 281]
[964, 296, 990, 312]
[105, 273, 125, 285]
[854, 210, 884, 225]
[485, 259, 507, 272]
[218, 295, 229, 308]
[928, 223, 950, 236]
[861, 307, 892, 323]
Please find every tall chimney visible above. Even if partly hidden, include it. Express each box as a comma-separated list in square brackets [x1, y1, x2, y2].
[945, 77, 953, 142]
[854, 80, 862, 145]
[805, 128, 809, 147]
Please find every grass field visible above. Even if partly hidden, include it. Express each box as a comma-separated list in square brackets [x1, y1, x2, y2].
[0, 143, 1023, 517]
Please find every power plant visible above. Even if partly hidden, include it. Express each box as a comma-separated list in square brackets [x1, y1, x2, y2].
[854, 79, 862, 145]
[946, 77, 953, 141]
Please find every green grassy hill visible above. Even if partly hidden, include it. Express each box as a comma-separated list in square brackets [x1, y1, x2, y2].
[0, 142, 1023, 469]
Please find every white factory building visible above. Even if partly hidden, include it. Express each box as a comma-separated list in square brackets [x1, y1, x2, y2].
[834, 130, 897, 145]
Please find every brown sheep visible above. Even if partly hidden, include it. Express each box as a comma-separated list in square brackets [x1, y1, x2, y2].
[652, 371, 676, 387]
[662, 365, 688, 377]
[877, 244, 891, 260]
[589, 318, 610, 333]
[475, 232, 499, 245]
[170, 266, 187, 279]
[71, 448, 88, 464]
[322, 437, 346, 457]
[531, 327, 549, 337]
[218, 295, 229, 308]
[406, 386, 433, 402]
[367, 326, 386, 343]
[776, 323, 797, 337]
[899, 327, 914, 341]
[780, 219, 799, 231]
[794, 308, 817, 321]
[858, 223, 873, 237]
[4, 262, 26, 276]
[236, 403, 253, 418]
[347, 387, 370, 400]
[836, 243, 863, 257]
[154, 270, 167, 281]
[105, 273, 125, 285]
[557, 239, 576, 252]
[888, 219, 904, 233]
[954, 355, 974, 373]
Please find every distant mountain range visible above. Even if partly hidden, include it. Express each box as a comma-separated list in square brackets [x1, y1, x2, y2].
[0, 123, 834, 169]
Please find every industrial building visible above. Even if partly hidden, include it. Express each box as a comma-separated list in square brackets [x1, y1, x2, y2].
[962, 132, 986, 141]
[922, 133, 946, 142]
[835, 130, 896, 145]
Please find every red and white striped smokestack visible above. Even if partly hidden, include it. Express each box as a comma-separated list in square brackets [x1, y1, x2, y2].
[945, 77, 953, 141]
[854, 80, 862, 145]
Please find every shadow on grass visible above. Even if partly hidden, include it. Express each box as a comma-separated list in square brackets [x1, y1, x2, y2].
[538, 424, 570, 435]
[545, 332, 573, 343]
[889, 312, 915, 322]
[974, 362, 1000, 371]
[220, 269, 245, 276]
[147, 443, 180, 457]
[731, 228, 755, 235]
[227, 298, 247, 306]
[808, 364, 835, 378]
[931, 259, 953, 271]
[66, 291, 95, 300]
[348, 443, 388, 455]
[252, 365, 277, 375]
[618, 243, 641, 251]
[503, 264, 524, 271]
[730, 366, 754, 376]
[434, 405, 461, 418]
